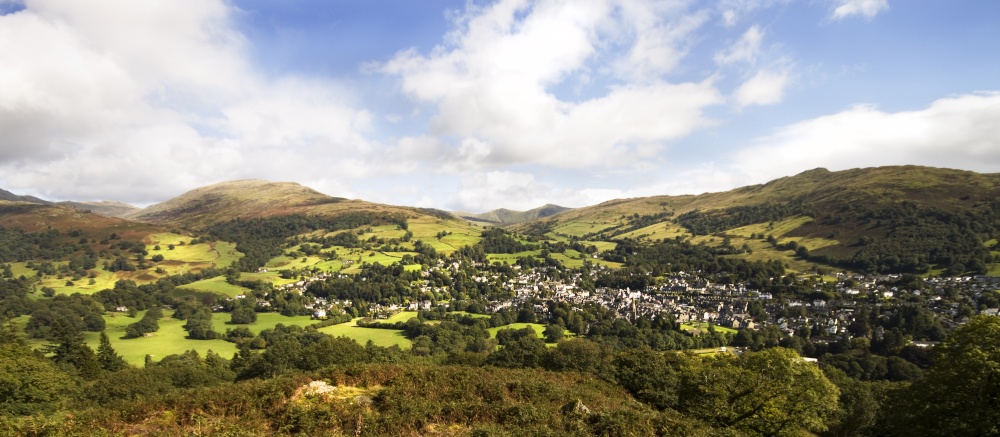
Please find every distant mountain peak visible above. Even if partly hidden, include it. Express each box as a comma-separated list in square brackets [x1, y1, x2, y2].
[456, 204, 572, 225]
[0, 187, 50, 205]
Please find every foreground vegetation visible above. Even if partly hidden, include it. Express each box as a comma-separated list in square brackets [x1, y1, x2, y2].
[3, 315, 999, 436]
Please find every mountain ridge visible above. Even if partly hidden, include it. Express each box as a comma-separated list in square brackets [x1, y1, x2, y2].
[454, 203, 572, 225]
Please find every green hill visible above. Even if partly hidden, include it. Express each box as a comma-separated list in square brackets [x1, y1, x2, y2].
[124, 180, 458, 230]
[517, 166, 1000, 275]
[456, 203, 573, 225]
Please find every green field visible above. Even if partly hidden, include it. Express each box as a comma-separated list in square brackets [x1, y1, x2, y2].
[616, 221, 690, 241]
[176, 276, 250, 297]
[487, 250, 541, 265]
[584, 241, 618, 252]
[406, 216, 482, 254]
[382, 311, 419, 323]
[211, 312, 316, 335]
[87, 310, 238, 365]
[550, 217, 623, 238]
[487, 323, 548, 338]
[240, 271, 298, 286]
[680, 322, 738, 335]
[92, 311, 320, 365]
[317, 318, 412, 348]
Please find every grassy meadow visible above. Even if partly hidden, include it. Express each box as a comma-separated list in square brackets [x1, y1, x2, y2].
[317, 318, 412, 348]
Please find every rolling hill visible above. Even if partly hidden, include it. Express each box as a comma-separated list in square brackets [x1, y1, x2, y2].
[0, 187, 49, 205]
[123, 180, 454, 229]
[516, 166, 1000, 275]
[455, 204, 572, 225]
[58, 200, 138, 218]
[0, 201, 159, 237]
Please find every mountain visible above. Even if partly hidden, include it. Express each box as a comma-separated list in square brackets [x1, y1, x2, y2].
[517, 166, 1000, 275]
[124, 179, 452, 228]
[456, 204, 572, 225]
[0, 187, 49, 205]
[58, 200, 138, 218]
[0, 201, 159, 238]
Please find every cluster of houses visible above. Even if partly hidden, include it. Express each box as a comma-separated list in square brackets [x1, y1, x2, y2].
[230, 257, 1000, 342]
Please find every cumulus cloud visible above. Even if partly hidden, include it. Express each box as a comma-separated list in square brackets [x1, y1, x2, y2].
[830, 0, 889, 20]
[449, 171, 631, 212]
[0, 0, 376, 203]
[381, 0, 722, 171]
[734, 69, 791, 106]
[728, 92, 1000, 182]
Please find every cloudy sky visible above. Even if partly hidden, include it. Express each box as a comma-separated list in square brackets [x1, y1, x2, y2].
[1, 0, 998, 212]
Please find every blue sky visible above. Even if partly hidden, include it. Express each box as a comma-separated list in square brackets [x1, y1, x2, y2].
[1, 0, 998, 212]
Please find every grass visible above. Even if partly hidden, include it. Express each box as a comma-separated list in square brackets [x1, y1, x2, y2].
[177, 276, 250, 298]
[88, 310, 238, 365]
[266, 255, 328, 270]
[406, 216, 482, 254]
[336, 249, 421, 274]
[317, 319, 412, 349]
[680, 322, 738, 335]
[211, 312, 316, 335]
[214, 241, 242, 269]
[148, 233, 217, 263]
[382, 311, 419, 323]
[551, 217, 623, 238]
[241, 271, 298, 286]
[488, 323, 548, 338]
[487, 251, 541, 265]
[616, 221, 690, 241]
[584, 241, 618, 252]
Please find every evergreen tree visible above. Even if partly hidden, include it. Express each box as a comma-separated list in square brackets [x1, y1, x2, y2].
[97, 331, 128, 372]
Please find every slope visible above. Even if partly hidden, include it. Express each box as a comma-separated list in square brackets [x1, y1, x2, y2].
[517, 166, 1000, 274]
[456, 204, 572, 225]
[125, 179, 457, 230]
[58, 200, 138, 218]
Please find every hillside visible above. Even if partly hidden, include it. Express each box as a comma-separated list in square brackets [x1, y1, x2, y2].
[456, 204, 572, 225]
[58, 200, 138, 218]
[0, 201, 158, 237]
[518, 166, 1000, 275]
[125, 180, 453, 229]
[0, 187, 49, 205]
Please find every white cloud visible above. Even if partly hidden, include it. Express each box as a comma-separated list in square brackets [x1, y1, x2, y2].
[734, 69, 791, 106]
[0, 0, 378, 203]
[728, 92, 1000, 183]
[718, 0, 788, 27]
[830, 0, 889, 20]
[382, 0, 722, 171]
[715, 25, 764, 66]
[450, 170, 628, 212]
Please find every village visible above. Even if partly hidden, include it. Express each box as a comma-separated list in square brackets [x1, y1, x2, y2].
[234, 256, 1000, 344]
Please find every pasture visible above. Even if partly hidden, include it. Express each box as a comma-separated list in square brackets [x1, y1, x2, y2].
[176, 276, 250, 298]
[679, 322, 738, 335]
[317, 318, 412, 348]
[87, 310, 238, 365]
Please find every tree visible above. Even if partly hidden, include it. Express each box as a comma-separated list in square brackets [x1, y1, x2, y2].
[543, 324, 565, 343]
[887, 315, 1000, 436]
[544, 338, 608, 374]
[486, 333, 548, 368]
[97, 331, 128, 372]
[230, 307, 257, 324]
[0, 343, 78, 415]
[678, 348, 840, 436]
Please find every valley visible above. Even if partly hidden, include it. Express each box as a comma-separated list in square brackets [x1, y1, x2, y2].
[3, 165, 1000, 435]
